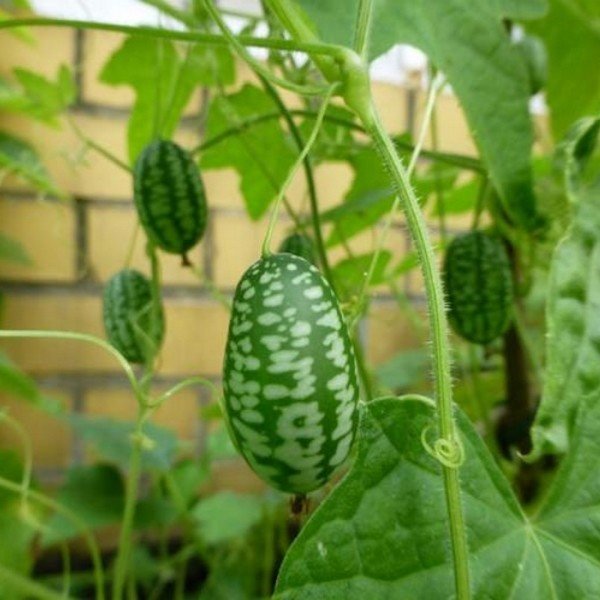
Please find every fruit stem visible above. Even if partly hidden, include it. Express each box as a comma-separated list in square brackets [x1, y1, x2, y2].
[261, 85, 338, 257]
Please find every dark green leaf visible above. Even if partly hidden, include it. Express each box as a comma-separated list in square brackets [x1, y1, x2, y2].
[296, 0, 542, 230]
[200, 84, 296, 219]
[276, 395, 600, 598]
[0, 131, 62, 196]
[0, 232, 31, 265]
[528, 0, 600, 139]
[67, 414, 179, 471]
[0, 505, 35, 598]
[191, 491, 263, 545]
[42, 464, 125, 545]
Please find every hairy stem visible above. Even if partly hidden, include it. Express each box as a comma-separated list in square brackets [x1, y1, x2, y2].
[368, 112, 471, 598]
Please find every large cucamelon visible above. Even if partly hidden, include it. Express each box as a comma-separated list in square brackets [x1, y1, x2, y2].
[103, 269, 164, 363]
[443, 230, 514, 345]
[133, 139, 207, 260]
[278, 232, 317, 265]
[223, 253, 359, 494]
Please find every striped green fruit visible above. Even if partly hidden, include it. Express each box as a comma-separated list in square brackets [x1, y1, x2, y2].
[133, 139, 207, 261]
[443, 231, 513, 345]
[223, 253, 360, 494]
[103, 269, 164, 363]
[278, 233, 317, 265]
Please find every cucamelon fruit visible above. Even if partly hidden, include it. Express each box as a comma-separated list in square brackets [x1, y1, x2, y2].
[443, 230, 513, 345]
[103, 269, 164, 363]
[279, 232, 317, 265]
[223, 253, 359, 494]
[133, 139, 207, 263]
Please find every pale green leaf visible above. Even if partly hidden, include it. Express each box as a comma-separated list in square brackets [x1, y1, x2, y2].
[0, 131, 62, 196]
[200, 84, 296, 219]
[528, 0, 600, 139]
[100, 36, 233, 163]
[191, 491, 263, 545]
[67, 414, 180, 471]
[331, 250, 392, 297]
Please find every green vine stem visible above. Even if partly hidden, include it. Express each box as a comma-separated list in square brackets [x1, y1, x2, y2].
[351, 73, 444, 328]
[204, 0, 332, 96]
[0, 410, 33, 499]
[193, 110, 483, 173]
[0, 17, 346, 60]
[0, 330, 144, 404]
[262, 85, 338, 256]
[0, 475, 105, 599]
[258, 77, 337, 290]
[368, 109, 471, 599]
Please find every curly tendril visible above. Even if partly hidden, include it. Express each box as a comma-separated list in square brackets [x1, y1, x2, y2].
[421, 425, 465, 469]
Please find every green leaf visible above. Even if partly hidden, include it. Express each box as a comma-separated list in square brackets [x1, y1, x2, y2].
[0, 131, 62, 196]
[0, 352, 60, 413]
[42, 464, 125, 546]
[0, 232, 31, 265]
[296, 0, 542, 230]
[554, 116, 600, 201]
[528, 0, 600, 139]
[528, 121, 600, 458]
[100, 37, 233, 163]
[375, 349, 429, 391]
[13, 65, 75, 124]
[331, 251, 392, 297]
[191, 491, 263, 545]
[200, 84, 296, 219]
[67, 414, 179, 471]
[276, 396, 600, 598]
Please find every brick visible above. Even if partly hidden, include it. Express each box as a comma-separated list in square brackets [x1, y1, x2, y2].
[159, 299, 230, 377]
[0, 113, 200, 200]
[211, 211, 289, 289]
[365, 300, 426, 365]
[0, 196, 78, 282]
[86, 204, 203, 285]
[0, 27, 74, 78]
[0, 392, 73, 468]
[0, 293, 230, 377]
[372, 82, 410, 133]
[81, 30, 203, 114]
[84, 386, 200, 441]
[414, 90, 476, 155]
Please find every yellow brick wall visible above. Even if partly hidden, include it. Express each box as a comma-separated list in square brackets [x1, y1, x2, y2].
[0, 27, 475, 478]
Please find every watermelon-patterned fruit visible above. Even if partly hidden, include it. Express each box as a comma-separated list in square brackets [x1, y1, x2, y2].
[133, 139, 207, 260]
[279, 233, 317, 265]
[223, 253, 359, 494]
[443, 230, 513, 345]
[103, 269, 164, 363]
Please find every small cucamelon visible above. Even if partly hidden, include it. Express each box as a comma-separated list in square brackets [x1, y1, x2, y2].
[103, 269, 164, 363]
[133, 139, 207, 263]
[278, 233, 317, 265]
[223, 253, 360, 494]
[443, 230, 513, 345]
